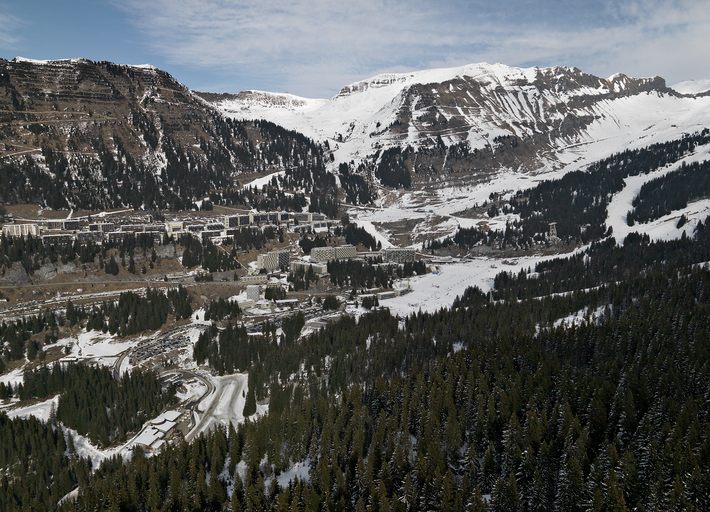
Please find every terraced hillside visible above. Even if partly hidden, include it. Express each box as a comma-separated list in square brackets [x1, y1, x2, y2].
[0, 58, 327, 209]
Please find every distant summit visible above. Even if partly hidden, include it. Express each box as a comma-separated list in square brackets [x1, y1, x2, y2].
[201, 61, 702, 188]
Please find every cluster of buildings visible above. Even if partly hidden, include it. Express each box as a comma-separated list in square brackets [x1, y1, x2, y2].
[134, 410, 182, 452]
[241, 244, 418, 294]
[223, 211, 333, 231]
[284, 244, 358, 276]
[3, 218, 169, 247]
[286, 245, 416, 277]
[253, 243, 409, 276]
[0, 210, 339, 248]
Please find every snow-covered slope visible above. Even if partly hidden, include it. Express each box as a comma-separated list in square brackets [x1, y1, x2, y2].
[204, 62, 710, 174]
[671, 79, 710, 95]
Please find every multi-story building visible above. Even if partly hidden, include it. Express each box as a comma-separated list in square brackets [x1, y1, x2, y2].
[121, 224, 146, 233]
[77, 231, 104, 244]
[2, 223, 40, 237]
[164, 221, 184, 237]
[141, 231, 165, 245]
[42, 219, 80, 231]
[310, 245, 357, 263]
[384, 247, 416, 263]
[200, 230, 223, 243]
[246, 285, 261, 302]
[310, 246, 336, 263]
[44, 220, 64, 230]
[107, 231, 132, 244]
[224, 215, 239, 228]
[41, 233, 75, 246]
[89, 222, 115, 233]
[293, 212, 312, 223]
[252, 213, 270, 225]
[290, 260, 328, 275]
[225, 214, 252, 227]
[335, 244, 357, 259]
[278, 251, 290, 269]
[241, 274, 268, 285]
[257, 250, 290, 271]
[62, 220, 81, 231]
[144, 223, 167, 233]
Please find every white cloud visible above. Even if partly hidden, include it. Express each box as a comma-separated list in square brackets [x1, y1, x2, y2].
[0, 9, 22, 49]
[116, 0, 710, 96]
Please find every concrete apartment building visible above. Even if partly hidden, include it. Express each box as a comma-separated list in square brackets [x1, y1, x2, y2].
[335, 245, 357, 259]
[246, 285, 261, 302]
[384, 247, 416, 263]
[290, 260, 329, 275]
[88, 222, 116, 233]
[310, 244, 357, 263]
[241, 274, 268, 285]
[2, 223, 40, 237]
[256, 250, 290, 271]
[310, 246, 336, 263]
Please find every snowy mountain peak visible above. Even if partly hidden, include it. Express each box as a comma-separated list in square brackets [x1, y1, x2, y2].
[336, 62, 547, 98]
[232, 90, 324, 110]
[202, 62, 705, 180]
[13, 56, 91, 65]
[12, 56, 160, 74]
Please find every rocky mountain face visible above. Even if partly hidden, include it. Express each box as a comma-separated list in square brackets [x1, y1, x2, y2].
[2, 58, 709, 210]
[204, 63, 710, 190]
[0, 58, 327, 209]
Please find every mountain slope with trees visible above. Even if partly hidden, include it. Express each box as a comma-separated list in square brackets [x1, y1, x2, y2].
[0, 58, 336, 210]
[53, 217, 710, 511]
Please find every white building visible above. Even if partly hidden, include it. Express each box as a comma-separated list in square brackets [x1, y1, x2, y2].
[310, 246, 336, 262]
[2, 223, 40, 237]
[310, 244, 357, 263]
[335, 244, 357, 259]
[164, 221, 184, 236]
[246, 285, 261, 301]
[241, 274, 268, 285]
[256, 250, 290, 271]
[290, 260, 329, 275]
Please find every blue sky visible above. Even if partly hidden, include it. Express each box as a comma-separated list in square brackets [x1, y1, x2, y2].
[1, 0, 708, 97]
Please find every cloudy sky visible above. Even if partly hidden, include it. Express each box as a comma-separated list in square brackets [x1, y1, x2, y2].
[2, 0, 709, 97]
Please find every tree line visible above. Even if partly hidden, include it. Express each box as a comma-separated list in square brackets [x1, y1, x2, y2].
[11, 363, 175, 447]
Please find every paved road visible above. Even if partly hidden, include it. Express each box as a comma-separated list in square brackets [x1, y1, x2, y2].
[185, 374, 245, 442]
[162, 368, 215, 430]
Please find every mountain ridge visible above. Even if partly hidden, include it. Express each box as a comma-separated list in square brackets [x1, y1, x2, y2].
[201, 60, 710, 188]
[0, 57, 330, 210]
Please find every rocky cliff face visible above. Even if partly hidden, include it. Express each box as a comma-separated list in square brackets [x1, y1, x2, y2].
[0, 58, 326, 209]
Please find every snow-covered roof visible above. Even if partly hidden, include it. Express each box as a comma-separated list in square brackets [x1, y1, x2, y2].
[134, 427, 163, 447]
[150, 410, 181, 423]
[153, 420, 176, 433]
